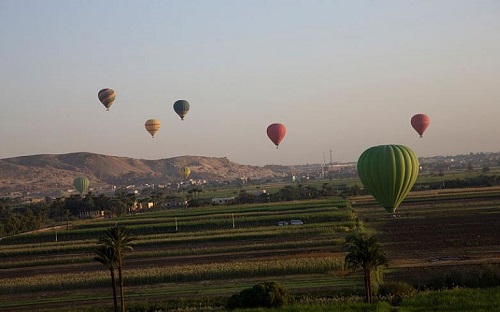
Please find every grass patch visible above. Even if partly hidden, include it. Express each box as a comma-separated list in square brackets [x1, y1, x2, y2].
[398, 287, 500, 312]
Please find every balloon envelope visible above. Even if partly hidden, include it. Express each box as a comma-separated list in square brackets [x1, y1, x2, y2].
[173, 100, 190, 120]
[267, 123, 286, 148]
[145, 119, 161, 138]
[357, 145, 419, 214]
[73, 177, 90, 195]
[411, 114, 430, 138]
[98, 88, 116, 111]
[179, 166, 191, 179]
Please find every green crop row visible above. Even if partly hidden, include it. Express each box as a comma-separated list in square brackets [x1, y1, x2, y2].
[1, 236, 347, 270]
[0, 256, 344, 294]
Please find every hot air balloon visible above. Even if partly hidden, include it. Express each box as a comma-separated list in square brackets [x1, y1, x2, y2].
[411, 114, 430, 138]
[145, 119, 161, 138]
[179, 166, 191, 179]
[357, 145, 419, 215]
[73, 177, 90, 195]
[173, 100, 190, 120]
[267, 123, 286, 148]
[98, 88, 116, 111]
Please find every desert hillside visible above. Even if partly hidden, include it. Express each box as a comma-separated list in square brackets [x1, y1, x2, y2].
[0, 152, 284, 197]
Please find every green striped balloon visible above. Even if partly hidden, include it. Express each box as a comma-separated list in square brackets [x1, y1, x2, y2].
[73, 177, 90, 195]
[357, 145, 419, 214]
[179, 166, 191, 179]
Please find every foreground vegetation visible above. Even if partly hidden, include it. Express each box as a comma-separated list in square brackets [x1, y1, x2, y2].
[4, 286, 500, 312]
[230, 286, 500, 312]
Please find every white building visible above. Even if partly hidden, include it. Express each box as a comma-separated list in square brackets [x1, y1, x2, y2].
[212, 197, 236, 205]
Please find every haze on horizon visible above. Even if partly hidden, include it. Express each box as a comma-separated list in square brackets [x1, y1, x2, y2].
[1, 0, 499, 166]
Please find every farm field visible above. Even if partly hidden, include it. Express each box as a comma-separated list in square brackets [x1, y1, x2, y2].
[351, 186, 500, 286]
[1, 187, 500, 311]
[0, 199, 360, 311]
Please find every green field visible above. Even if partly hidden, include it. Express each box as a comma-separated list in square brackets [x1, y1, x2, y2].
[0, 199, 363, 311]
[1, 186, 500, 311]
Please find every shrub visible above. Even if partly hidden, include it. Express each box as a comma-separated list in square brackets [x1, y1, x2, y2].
[378, 281, 416, 305]
[187, 199, 202, 207]
[226, 293, 243, 310]
[226, 281, 289, 310]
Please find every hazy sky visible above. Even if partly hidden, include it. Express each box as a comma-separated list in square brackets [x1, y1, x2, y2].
[1, 0, 499, 166]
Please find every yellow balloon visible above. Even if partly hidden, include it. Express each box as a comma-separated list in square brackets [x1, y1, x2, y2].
[145, 119, 161, 138]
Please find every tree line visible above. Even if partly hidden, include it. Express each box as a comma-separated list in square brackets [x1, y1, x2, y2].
[0, 193, 138, 237]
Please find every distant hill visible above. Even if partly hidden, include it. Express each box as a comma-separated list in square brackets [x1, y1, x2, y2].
[3, 151, 498, 198]
[0, 152, 285, 197]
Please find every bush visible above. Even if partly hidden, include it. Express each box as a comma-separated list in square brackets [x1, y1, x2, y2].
[187, 199, 202, 207]
[226, 281, 289, 310]
[378, 281, 416, 305]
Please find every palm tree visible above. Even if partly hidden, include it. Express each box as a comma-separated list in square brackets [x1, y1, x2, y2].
[98, 225, 135, 312]
[344, 232, 388, 303]
[94, 246, 118, 312]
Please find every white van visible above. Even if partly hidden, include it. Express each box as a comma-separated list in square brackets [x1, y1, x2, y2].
[290, 220, 304, 225]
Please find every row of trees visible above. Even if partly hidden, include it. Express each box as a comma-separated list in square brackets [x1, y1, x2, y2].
[422, 174, 500, 190]
[0, 193, 138, 237]
[0, 205, 49, 236]
[237, 183, 343, 204]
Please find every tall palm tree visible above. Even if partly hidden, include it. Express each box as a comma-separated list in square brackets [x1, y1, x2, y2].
[94, 246, 118, 312]
[344, 232, 388, 303]
[98, 225, 135, 312]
